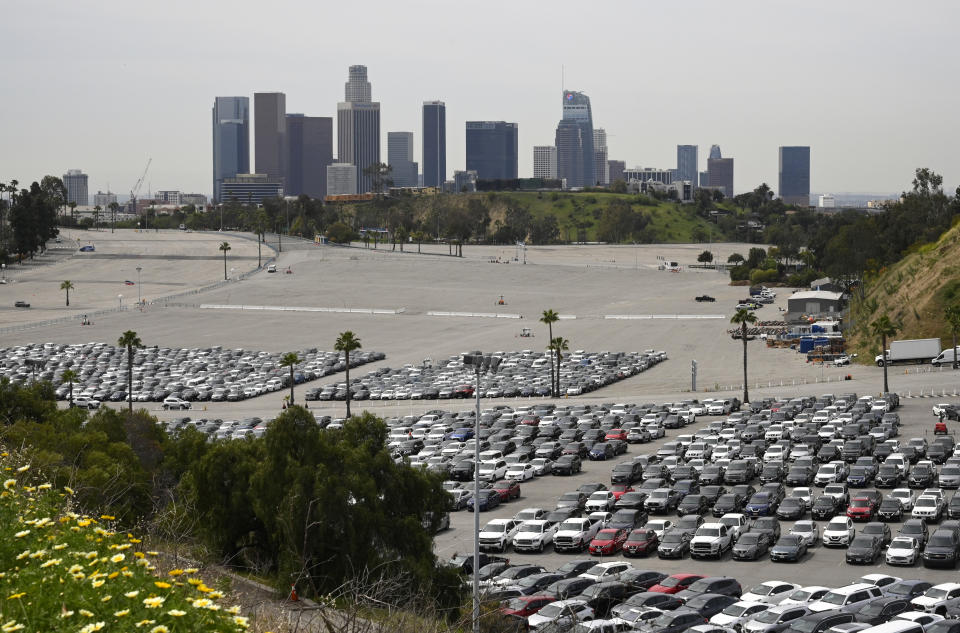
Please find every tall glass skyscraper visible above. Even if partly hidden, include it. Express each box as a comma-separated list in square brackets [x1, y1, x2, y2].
[286, 114, 332, 198]
[212, 96, 250, 202]
[676, 145, 698, 185]
[555, 91, 595, 188]
[255, 92, 287, 186]
[779, 146, 811, 206]
[338, 65, 381, 193]
[422, 101, 446, 187]
[465, 121, 518, 180]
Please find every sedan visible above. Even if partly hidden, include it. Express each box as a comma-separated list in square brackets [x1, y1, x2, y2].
[589, 528, 629, 556]
[846, 535, 884, 565]
[886, 536, 920, 566]
[467, 489, 501, 512]
[770, 535, 808, 563]
[732, 532, 771, 561]
[789, 521, 820, 547]
[657, 530, 692, 559]
[492, 480, 521, 502]
[623, 529, 659, 557]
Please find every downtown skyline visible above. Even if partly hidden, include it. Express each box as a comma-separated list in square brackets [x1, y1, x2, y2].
[3, 0, 959, 198]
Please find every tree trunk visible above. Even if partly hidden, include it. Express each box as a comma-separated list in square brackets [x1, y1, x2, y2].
[66, 289, 69, 306]
[223, 253, 227, 280]
[68, 382, 73, 408]
[127, 346, 134, 412]
[289, 366, 295, 404]
[344, 351, 352, 419]
[742, 322, 749, 404]
[548, 323, 555, 398]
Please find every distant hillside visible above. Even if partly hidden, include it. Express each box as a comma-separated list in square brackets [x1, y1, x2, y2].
[846, 218, 960, 358]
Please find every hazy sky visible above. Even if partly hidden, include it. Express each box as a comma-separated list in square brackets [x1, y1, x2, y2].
[3, 0, 959, 198]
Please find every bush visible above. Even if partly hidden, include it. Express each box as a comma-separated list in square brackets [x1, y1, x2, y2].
[730, 265, 751, 281]
[750, 268, 780, 284]
[326, 221, 358, 243]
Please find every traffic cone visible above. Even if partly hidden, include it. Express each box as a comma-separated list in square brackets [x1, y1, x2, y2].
[289, 585, 299, 601]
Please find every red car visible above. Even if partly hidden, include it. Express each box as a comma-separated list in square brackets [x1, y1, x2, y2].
[492, 479, 521, 502]
[649, 573, 706, 594]
[589, 527, 629, 555]
[500, 595, 554, 618]
[935, 421, 948, 435]
[454, 385, 475, 398]
[521, 416, 541, 426]
[605, 428, 628, 442]
[846, 496, 876, 521]
[610, 484, 635, 500]
[623, 528, 659, 557]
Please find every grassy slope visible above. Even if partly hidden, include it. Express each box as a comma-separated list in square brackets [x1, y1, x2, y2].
[846, 219, 960, 358]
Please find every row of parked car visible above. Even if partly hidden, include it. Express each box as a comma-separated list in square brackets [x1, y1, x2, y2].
[453, 552, 960, 633]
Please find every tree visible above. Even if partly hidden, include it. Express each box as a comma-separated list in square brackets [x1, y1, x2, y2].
[218, 241, 231, 280]
[871, 315, 901, 393]
[727, 252, 745, 265]
[364, 163, 393, 195]
[945, 305, 960, 370]
[61, 369, 77, 408]
[540, 309, 559, 397]
[108, 201, 120, 232]
[93, 205, 102, 229]
[60, 280, 74, 306]
[697, 250, 714, 264]
[280, 352, 301, 405]
[68, 201, 77, 222]
[730, 308, 757, 404]
[117, 330, 143, 412]
[334, 331, 362, 419]
[548, 336, 569, 397]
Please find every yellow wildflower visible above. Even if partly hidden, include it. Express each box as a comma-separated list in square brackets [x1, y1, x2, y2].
[134, 552, 145, 559]
[134, 620, 154, 628]
[167, 569, 184, 577]
[79, 609, 94, 617]
[167, 610, 185, 617]
[1, 622, 25, 632]
[64, 486, 74, 495]
[68, 564, 84, 574]
[146, 551, 159, 556]
[100, 515, 115, 520]
[192, 598, 212, 608]
[92, 580, 105, 588]
[53, 543, 68, 550]
[110, 554, 124, 563]
[184, 567, 198, 574]
[108, 572, 119, 579]
[233, 615, 250, 628]
[187, 578, 202, 586]
[60, 611, 74, 618]
[39, 558, 61, 568]
[226, 606, 241, 615]
[78, 623, 105, 633]
[13, 530, 28, 538]
[128, 537, 141, 543]
[114, 609, 130, 617]
[6, 593, 25, 601]
[101, 595, 112, 602]
[149, 626, 168, 633]
[16, 464, 29, 473]
[142, 596, 165, 608]
[208, 590, 224, 598]
[15, 551, 29, 561]
[3, 480, 15, 490]
[124, 591, 140, 598]
[154, 581, 171, 589]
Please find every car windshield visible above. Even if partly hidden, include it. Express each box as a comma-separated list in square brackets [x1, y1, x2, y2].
[536, 604, 563, 618]
[504, 597, 531, 610]
[890, 538, 914, 549]
[722, 604, 751, 616]
[929, 535, 954, 547]
[820, 591, 848, 605]
[660, 576, 683, 588]
[754, 609, 784, 624]
[751, 584, 777, 596]
[859, 602, 886, 617]
[902, 524, 923, 535]
[653, 613, 680, 627]
[597, 529, 618, 538]
[815, 498, 833, 507]
[850, 537, 874, 548]
[917, 497, 936, 507]
[793, 524, 813, 533]
[662, 532, 685, 544]
[484, 523, 507, 532]
[519, 524, 542, 533]
[850, 498, 870, 508]
[629, 530, 650, 539]
[699, 528, 722, 537]
[789, 589, 815, 601]
[583, 565, 607, 577]
[927, 588, 950, 600]
[739, 534, 759, 544]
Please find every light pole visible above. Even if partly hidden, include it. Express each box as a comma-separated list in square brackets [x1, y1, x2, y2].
[462, 351, 500, 633]
[136, 266, 142, 305]
[118, 294, 123, 310]
[1, 263, 5, 281]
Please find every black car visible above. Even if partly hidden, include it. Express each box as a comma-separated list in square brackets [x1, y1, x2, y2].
[760, 464, 785, 484]
[611, 461, 643, 484]
[556, 491, 588, 510]
[853, 596, 911, 625]
[811, 495, 840, 520]
[886, 579, 934, 601]
[923, 528, 960, 569]
[750, 517, 781, 542]
[909, 463, 937, 489]
[677, 494, 710, 517]
[900, 518, 930, 548]
[657, 530, 691, 559]
[683, 593, 738, 619]
[636, 609, 707, 633]
[552, 455, 582, 475]
[613, 591, 683, 616]
[846, 534, 883, 564]
[616, 491, 649, 510]
[700, 485, 726, 506]
[700, 465, 726, 486]
[543, 576, 595, 601]
[786, 466, 814, 486]
[878, 497, 904, 522]
[776, 497, 807, 520]
[861, 521, 892, 546]
[554, 559, 595, 580]
[676, 576, 743, 601]
[619, 569, 668, 591]
[785, 612, 855, 633]
[770, 534, 808, 562]
[732, 531, 771, 561]
[578, 581, 631, 618]
[608, 509, 647, 531]
[712, 493, 746, 517]
[875, 465, 903, 487]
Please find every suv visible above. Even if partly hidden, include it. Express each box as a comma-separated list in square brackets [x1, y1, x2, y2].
[478, 519, 521, 552]
[808, 583, 883, 613]
[922, 528, 960, 569]
[847, 492, 881, 522]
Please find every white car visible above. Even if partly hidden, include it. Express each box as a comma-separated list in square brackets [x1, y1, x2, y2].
[585, 491, 616, 513]
[505, 463, 535, 482]
[895, 612, 945, 628]
[531, 458, 553, 476]
[912, 495, 943, 521]
[710, 601, 769, 627]
[741, 581, 800, 605]
[478, 460, 507, 480]
[822, 517, 856, 547]
[910, 583, 960, 613]
[162, 396, 191, 410]
[789, 521, 820, 547]
[511, 520, 557, 553]
[477, 519, 521, 552]
[645, 519, 674, 540]
[527, 599, 594, 630]
[791, 487, 813, 509]
[578, 561, 632, 583]
[779, 586, 831, 607]
[833, 355, 853, 367]
[891, 489, 914, 511]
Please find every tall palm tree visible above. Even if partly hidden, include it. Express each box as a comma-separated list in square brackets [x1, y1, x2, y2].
[871, 315, 901, 393]
[280, 352, 301, 405]
[117, 330, 143, 412]
[93, 205, 102, 230]
[108, 201, 119, 233]
[61, 369, 77, 408]
[945, 305, 960, 370]
[730, 308, 758, 405]
[334, 331, 362, 419]
[60, 280, 74, 306]
[68, 201, 77, 222]
[549, 336, 569, 396]
[218, 241, 231, 280]
[540, 309, 560, 397]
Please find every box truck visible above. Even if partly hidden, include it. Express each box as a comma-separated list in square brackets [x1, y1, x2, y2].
[875, 338, 942, 367]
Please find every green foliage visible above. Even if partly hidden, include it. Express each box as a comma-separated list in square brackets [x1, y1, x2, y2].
[326, 221, 358, 243]
[730, 265, 751, 281]
[7, 180, 60, 261]
[697, 250, 714, 263]
[750, 269, 779, 284]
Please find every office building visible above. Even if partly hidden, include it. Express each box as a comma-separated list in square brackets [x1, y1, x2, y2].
[676, 145, 698, 187]
[623, 168, 674, 185]
[93, 191, 117, 208]
[212, 96, 250, 201]
[387, 131, 418, 188]
[608, 160, 625, 184]
[465, 121, 518, 180]
[286, 114, 333, 198]
[699, 171, 710, 187]
[180, 193, 208, 207]
[707, 157, 734, 198]
[422, 101, 446, 187]
[63, 169, 89, 206]
[154, 191, 182, 206]
[254, 92, 286, 185]
[555, 90, 595, 188]
[453, 170, 478, 193]
[219, 174, 282, 203]
[818, 194, 836, 208]
[594, 128, 609, 186]
[779, 145, 811, 206]
[326, 163, 357, 196]
[337, 65, 380, 193]
[533, 146, 557, 180]
[709, 144, 722, 159]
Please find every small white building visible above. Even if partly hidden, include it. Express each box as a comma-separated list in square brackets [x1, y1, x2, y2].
[326, 163, 357, 197]
[818, 194, 835, 208]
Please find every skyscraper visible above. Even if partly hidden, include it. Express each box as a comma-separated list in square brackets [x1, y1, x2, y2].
[387, 131, 418, 188]
[337, 65, 380, 193]
[63, 169, 89, 206]
[608, 160, 625, 184]
[709, 144, 722, 160]
[422, 101, 446, 187]
[594, 128, 609, 186]
[254, 92, 286, 185]
[555, 91, 595, 188]
[465, 121, 518, 180]
[286, 114, 333, 198]
[212, 96, 249, 201]
[779, 146, 811, 206]
[676, 145, 698, 185]
[533, 146, 557, 180]
[707, 157, 734, 198]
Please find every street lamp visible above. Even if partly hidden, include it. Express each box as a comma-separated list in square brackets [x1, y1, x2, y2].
[462, 351, 501, 633]
[118, 294, 123, 310]
[1, 263, 5, 281]
[136, 266, 142, 306]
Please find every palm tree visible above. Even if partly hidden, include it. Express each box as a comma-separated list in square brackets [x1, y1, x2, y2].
[871, 315, 901, 393]
[280, 352, 301, 405]
[60, 280, 74, 306]
[61, 369, 77, 408]
[945, 305, 960, 370]
[68, 201, 77, 222]
[108, 201, 119, 233]
[93, 205, 102, 230]
[117, 330, 143, 412]
[218, 241, 231, 280]
[334, 331, 362, 419]
[730, 308, 758, 405]
[540, 309, 560, 397]
[549, 336, 569, 396]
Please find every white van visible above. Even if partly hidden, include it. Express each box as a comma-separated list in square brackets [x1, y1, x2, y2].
[932, 347, 960, 367]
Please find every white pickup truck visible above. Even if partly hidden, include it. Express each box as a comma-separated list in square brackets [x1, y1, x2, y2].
[553, 517, 601, 553]
[690, 522, 734, 559]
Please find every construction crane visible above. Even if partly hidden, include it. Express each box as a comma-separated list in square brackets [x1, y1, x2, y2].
[128, 158, 152, 216]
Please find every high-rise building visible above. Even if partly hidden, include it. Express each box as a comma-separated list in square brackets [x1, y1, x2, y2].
[337, 65, 380, 193]
[555, 91, 595, 188]
[286, 114, 333, 198]
[212, 96, 250, 201]
[254, 92, 286, 185]
[154, 191, 182, 205]
[608, 160, 625, 184]
[709, 144, 722, 160]
[779, 146, 811, 206]
[453, 170, 478, 193]
[63, 169, 89, 206]
[326, 163, 357, 196]
[594, 128, 609, 186]
[623, 168, 674, 184]
[707, 157, 734, 198]
[465, 121, 518, 180]
[533, 146, 557, 180]
[93, 191, 117, 208]
[219, 174, 283, 203]
[699, 171, 710, 187]
[676, 145, 698, 187]
[387, 131, 418, 188]
[422, 101, 446, 187]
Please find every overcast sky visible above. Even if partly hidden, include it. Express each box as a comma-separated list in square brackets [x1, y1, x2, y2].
[3, 0, 959, 199]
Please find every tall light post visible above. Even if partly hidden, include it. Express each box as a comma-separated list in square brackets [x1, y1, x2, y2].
[118, 294, 123, 310]
[462, 351, 500, 633]
[136, 266, 142, 305]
